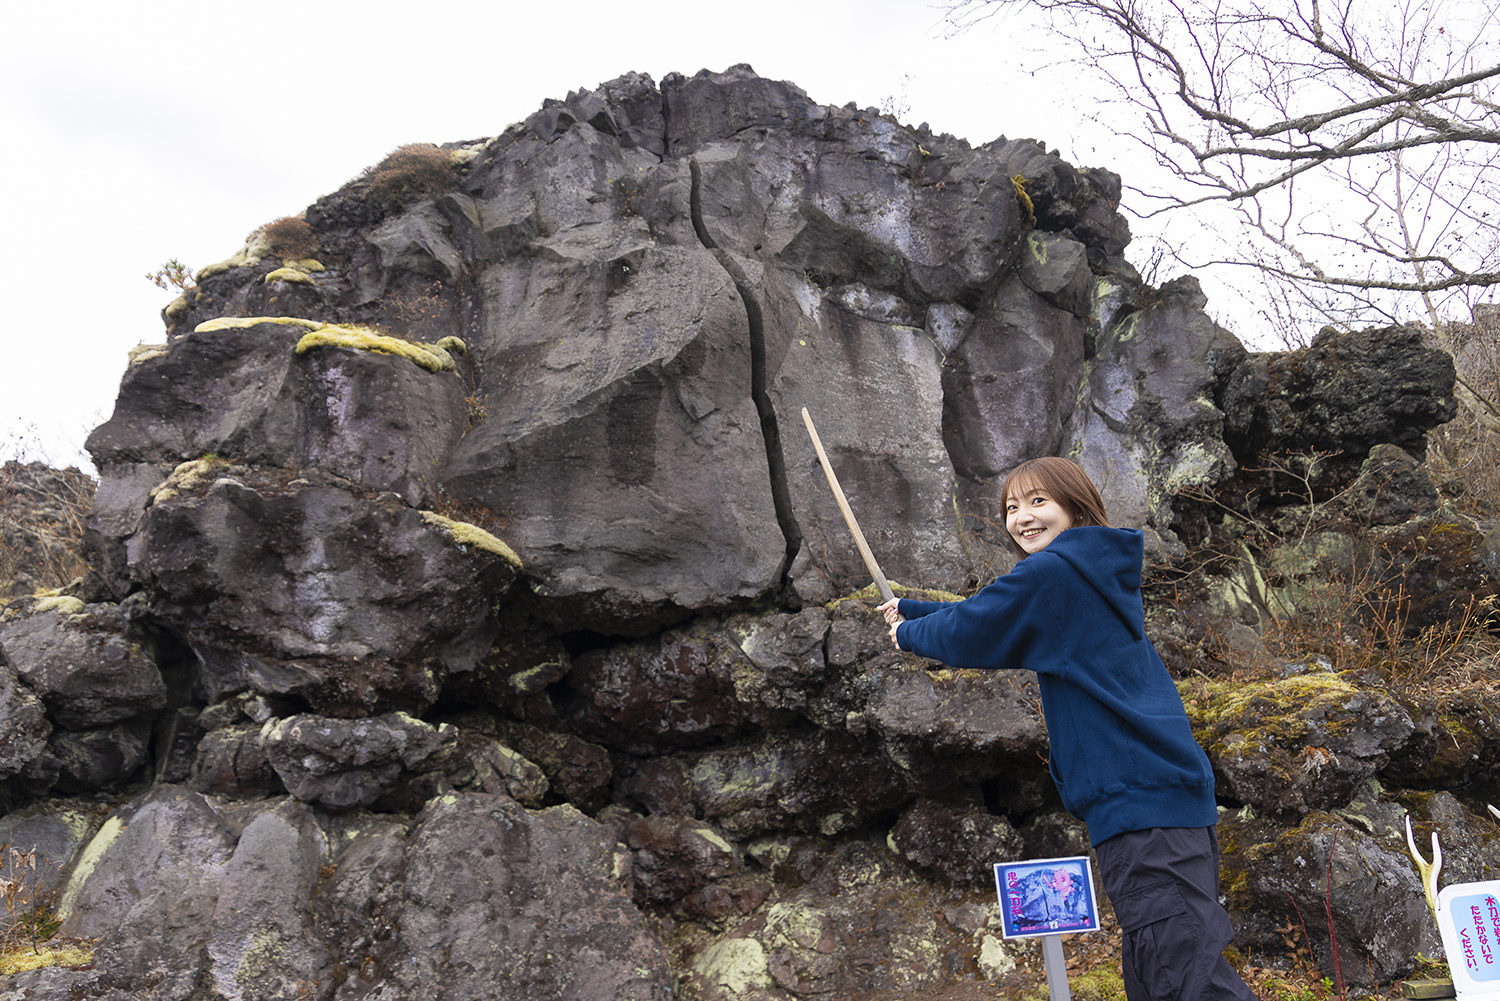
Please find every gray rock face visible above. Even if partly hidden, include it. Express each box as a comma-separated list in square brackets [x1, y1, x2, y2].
[126, 468, 517, 714]
[0, 662, 50, 779]
[87, 322, 467, 509]
[205, 800, 332, 1001]
[56, 786, 238, 998]
[262, 713, 449, 811]
[334, 791, 673, 1001]
[43, 787, 673, 1000]
[0, 604, 165, 729]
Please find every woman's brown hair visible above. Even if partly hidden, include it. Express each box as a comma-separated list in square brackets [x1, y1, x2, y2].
[1000, 456, 1111, 557]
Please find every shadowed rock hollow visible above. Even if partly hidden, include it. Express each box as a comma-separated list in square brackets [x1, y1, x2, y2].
[0, 65, 1493, 1000]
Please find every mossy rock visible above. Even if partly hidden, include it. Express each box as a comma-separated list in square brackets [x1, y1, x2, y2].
[419, 511, 522, 568]
[1183, 673, 1415, 814]
[264, 267, 316, 286]
[295, 326, 457, 374]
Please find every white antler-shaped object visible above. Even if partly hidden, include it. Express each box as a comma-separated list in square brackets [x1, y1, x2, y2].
[1405, 814, 1442, 920]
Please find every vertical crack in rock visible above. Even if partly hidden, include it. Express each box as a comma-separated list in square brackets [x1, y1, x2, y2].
[689, 159, 803, 585]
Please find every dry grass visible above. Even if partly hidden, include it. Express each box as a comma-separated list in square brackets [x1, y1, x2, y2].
[363, 144, 456, 213]
[252, 215, 318, 259]
[0, 843, 84, 975]
[1427, 313, 1500, 515]
[1244, 557, 1500, 697]
[1, 459, 94, 597]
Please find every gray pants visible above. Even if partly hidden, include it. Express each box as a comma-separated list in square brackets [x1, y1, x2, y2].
[1094, 826, 1256, 1001]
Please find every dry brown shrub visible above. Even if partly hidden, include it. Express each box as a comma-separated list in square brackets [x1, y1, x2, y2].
[363, 144, 455, 213]
[1173, 448, 1499, 693]
[1255, 570, 1499, 697]
[252, 216, 318, 259]
[1427, 312, 1500, 515]
[1, 460, 94, 596]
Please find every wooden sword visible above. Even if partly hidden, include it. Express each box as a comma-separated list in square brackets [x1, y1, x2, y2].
[801, 408, 899, 610]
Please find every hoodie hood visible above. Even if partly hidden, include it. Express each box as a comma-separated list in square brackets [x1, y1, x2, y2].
[1042, 527, 1149, 641]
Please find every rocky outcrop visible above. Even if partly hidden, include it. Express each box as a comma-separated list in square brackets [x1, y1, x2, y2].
[0, 65, 1485, 999]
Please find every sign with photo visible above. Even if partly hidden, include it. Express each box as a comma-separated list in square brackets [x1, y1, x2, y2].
[993, 856, 1100, 939]
[1437, 881, 1500, 998]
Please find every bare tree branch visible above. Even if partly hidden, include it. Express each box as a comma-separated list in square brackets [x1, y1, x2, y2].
[948, 0, 1500, 336]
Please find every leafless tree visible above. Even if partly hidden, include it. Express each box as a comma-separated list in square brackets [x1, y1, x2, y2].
[949, 0, 1500, 343]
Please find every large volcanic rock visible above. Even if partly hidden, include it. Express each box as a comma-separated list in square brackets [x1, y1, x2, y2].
[3, 64, 1467, 1001]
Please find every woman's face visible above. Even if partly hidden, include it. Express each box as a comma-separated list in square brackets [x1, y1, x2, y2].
[1005, 481, 1075, 555]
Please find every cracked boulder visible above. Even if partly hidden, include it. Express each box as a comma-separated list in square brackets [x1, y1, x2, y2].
[262, 712, 450, 811]
[560, 614, 823, 755]
[0, 603, 166, 730]
[1220, 323, 1457, 477]
[124, 468, 517, 714]
[85, 319, 471, 592]
[318, 791, 674, 1001]
[1223, 810, 1442, 985]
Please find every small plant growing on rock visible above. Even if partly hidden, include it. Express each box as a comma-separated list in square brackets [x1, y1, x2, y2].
[0, 842, 90, 975]
[251, 215, 318, 259]
[145, 258, 195, 293]
[363, 144, 456, 213]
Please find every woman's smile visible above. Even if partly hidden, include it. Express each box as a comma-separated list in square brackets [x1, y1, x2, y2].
[1005, 488, 1075, 554]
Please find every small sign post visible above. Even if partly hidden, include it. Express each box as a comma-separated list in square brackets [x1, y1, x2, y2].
[1436, 881, 1500, 999]
[994, 856, 1101, 1001]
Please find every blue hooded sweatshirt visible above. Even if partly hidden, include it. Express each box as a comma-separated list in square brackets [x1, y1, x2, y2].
[894, 525, 1218, 846]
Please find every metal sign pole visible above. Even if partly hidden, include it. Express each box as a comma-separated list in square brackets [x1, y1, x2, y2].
[1041, 935, 1071, 1001]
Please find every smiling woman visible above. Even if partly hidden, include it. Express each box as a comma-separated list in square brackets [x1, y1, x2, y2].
[1000, 455, 1109, 557]
[880, 455, 1258, 1001]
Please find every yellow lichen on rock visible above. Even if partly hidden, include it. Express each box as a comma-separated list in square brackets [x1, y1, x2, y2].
[149, 457, 225, 506]
[688, 938, 772, 995]
[435, 336, 467, 356]
[128, 343, 170, 367]
[284, 258, 325, 272]
[195, 238, 271, 281]
[55, 815, 125, 925]
[264, 267, 316, 286]
[194, 316, 324, 334]
[33, 594, 86, 616]
[419, 511, 523, 567]
[295, 326, 456, 373]
[0, 941, 95, 976]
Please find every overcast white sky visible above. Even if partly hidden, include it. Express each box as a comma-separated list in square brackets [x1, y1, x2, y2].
[1, 0, 1169, 473]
